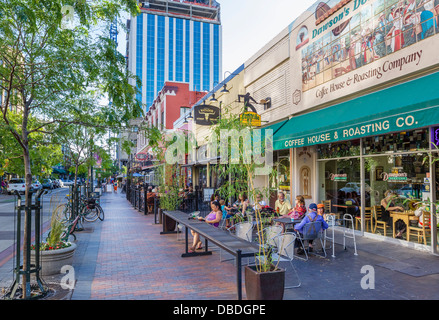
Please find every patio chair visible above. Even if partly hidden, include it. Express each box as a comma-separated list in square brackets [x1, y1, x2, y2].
[324, 214, 336, 258]
[257, 225, 284, 250]
[221, 221, 254, 264]
[355, 207, 373, 232]
[231, 221, 254, 242]
[407, 211, 431, 245]
[273, 233, 301, 289]
[296, 221, 327, 261]
[372, 206, 387, 237]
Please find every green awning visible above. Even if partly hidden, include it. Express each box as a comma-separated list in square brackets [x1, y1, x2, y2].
[274, 72, 439, 151]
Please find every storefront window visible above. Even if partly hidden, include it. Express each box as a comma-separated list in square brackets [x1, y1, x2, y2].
[277, 150, 291, 203]
[365, 153, 432, 244]
[317, 140, 360, 159]
[363, 129, 429, 155]
[318, 158, 361, 216]
[210, 165, 227, 190]
[198, 166, 207, 189]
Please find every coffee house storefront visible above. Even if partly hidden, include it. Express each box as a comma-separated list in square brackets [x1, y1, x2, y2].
[273, 71, 439, 253]
[268, 0, 439, 254]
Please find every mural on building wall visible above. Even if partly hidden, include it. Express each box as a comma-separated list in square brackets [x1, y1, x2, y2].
[299, 0, 439, 93]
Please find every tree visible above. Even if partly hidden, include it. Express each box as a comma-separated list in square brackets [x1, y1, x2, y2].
[57, 124, 106, 190]
[0, 0, 141, 297]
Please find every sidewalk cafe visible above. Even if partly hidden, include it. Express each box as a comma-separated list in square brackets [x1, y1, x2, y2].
[273, 72, 439, 254]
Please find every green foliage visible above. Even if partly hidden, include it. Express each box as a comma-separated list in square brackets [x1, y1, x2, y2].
[211, 106, 280, 273]
[45, 204, 67, 249]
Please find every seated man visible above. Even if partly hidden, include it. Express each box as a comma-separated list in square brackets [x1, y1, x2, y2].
[294, 203, 329, 255]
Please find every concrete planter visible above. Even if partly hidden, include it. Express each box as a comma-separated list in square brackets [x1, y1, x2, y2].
[244, 265, 285, 300]
[31, 243, 77, 276]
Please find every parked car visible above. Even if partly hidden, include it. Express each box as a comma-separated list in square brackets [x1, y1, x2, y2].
[339, 182, 371, 194]
[31, 180, 42, 191]
[57, 179, 64, 188]
[42, 179, 54, 190]
[396, 184, 426, 199]
[62, 180, 74, 186]
[7, 178, 26, 195]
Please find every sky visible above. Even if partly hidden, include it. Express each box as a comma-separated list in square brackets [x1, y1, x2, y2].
[116, 0, 318, 79]
[218, 0, 317, 74]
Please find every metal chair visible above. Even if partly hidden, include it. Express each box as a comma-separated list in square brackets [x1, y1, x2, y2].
[258, 225, 284, 249]
[232, 221, 254, 242]
[296, 221, 327, 261]
[273, 233, 301, 289]
[255, 233, 301, 289]
[221, 221, 254, 264]
[324, 214, 336, 258]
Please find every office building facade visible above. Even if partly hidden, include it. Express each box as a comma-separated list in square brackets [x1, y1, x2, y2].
[127, 0, 222, 113]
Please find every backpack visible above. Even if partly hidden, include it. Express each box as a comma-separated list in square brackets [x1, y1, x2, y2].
[302, 213, 322, 239]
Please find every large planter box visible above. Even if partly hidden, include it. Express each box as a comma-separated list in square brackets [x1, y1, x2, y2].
[31, 243, 77, 276]
[244, 265, 285, 300]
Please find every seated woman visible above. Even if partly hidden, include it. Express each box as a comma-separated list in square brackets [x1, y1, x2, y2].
[233, 193, 249, 218]
[190, 201, 223, 252]
[381, 190, 405, 239]
[284, 195, 307, 220]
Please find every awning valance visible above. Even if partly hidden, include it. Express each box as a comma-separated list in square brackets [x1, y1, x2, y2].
[274, 72, 439, 151]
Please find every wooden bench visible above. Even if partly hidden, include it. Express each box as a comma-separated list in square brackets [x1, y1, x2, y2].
[162, 210, 260, 300]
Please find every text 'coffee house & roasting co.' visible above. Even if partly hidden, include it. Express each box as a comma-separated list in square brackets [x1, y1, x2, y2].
[264, 0, 439, 254]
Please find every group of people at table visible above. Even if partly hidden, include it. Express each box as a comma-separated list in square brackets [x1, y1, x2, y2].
[189, 191, 329, 255]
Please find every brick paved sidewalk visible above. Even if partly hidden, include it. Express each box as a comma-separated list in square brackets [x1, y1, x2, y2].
[69, 191, 439, 301]
[71, 192, 239, 300]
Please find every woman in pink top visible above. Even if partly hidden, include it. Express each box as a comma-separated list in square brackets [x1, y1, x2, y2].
[190, 201, 222, 252]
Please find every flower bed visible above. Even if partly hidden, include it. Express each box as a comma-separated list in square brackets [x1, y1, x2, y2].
[31, 241, 72, 251]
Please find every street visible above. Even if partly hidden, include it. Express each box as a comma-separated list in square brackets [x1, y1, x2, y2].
[0, 187, 69, 262]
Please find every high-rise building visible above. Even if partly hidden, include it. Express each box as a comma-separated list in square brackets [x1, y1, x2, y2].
[127, 0, 222, 113]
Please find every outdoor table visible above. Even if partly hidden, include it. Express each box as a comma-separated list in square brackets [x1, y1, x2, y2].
[390, 210, 419, 239]
[273, 217, 303, 231]
[162, 210, 261, 300]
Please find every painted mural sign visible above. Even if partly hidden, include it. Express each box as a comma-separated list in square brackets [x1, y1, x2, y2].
[291, 0, 439, 109]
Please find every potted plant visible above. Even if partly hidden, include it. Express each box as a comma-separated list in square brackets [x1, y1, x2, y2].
[211, 106, 286, 300]
[31, 204, 77, 276]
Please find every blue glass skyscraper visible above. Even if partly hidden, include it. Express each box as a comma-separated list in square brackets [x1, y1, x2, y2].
[127, 0, 222, 113]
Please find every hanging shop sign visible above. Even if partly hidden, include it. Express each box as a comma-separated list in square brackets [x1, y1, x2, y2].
[382, 172, 408, 183]
[330, 173, 348, 182]
[194, 105, 220, 126]
[136, 152, 149, 161]
[240, 112, 262, 127]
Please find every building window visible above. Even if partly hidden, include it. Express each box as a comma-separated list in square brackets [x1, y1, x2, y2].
[193, 21, 201, 91]
[157, 15, 166, 90]
[136, 14, 144, 104]
[169, 17, 174, 81]
[146, 14, 156, 111]
[202, 22, 211, 91]
[176, 18, 184, 82]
